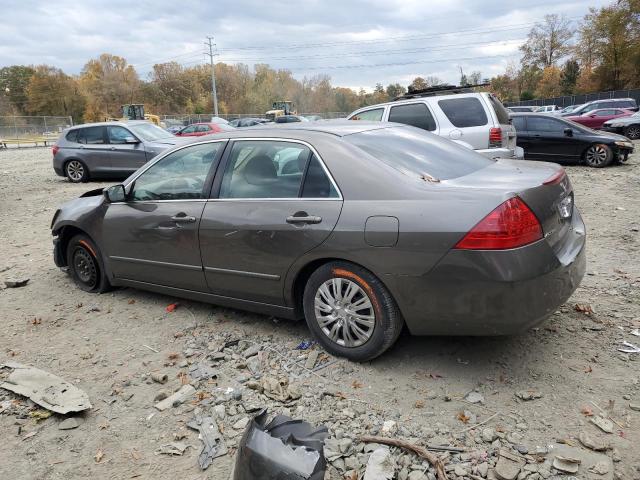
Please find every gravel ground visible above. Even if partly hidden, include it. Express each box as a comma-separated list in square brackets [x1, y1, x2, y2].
[0, 146, 639, 480]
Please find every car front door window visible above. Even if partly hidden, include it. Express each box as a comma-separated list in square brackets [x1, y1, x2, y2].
[108, 126, 134, 144]
[131, 143, 222, 201]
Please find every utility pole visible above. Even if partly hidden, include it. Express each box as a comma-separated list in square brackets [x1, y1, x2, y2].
[205, 36, 219, 117]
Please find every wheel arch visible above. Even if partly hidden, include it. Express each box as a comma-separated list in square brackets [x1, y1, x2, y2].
[55, 225, 99, 268]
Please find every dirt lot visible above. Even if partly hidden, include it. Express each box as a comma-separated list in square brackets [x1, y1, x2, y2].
[0, 146, 639, 480]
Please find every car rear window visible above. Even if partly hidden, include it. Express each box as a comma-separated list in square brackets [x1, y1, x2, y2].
[388, 103, 436, 131]
[488, 95, 511, 124]
[344, 126, 493, 181]
[438, 97, 488, 127]
[65, 130, 79, 143]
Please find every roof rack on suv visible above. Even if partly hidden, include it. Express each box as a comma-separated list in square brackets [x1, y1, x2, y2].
[396, 82, 490, 100]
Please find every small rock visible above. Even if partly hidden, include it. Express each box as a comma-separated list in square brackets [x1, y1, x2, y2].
[4, 278, 29, 288]
[478, 462, 489, 477]
[58, 418, 79, 430]
[464, 391, 485, 404]
[154, 390, 169, 402]
[515, 444, 528, 455]
[338, 437, 353, 454]
[454, 465, 467, 476]
[578, 431, 607, 451]
[588, 460, 610, 475]
[243, 345, 261, 358]
[552, 455, 580, 474]
[232, 417, 249, 430]
[213, 404, 226, 420]
[482, 427, 498, 443]
[305, 350, 320, 370]
[407, 472, 427, 480]
[629, 402, 640, 412]
[515, 390, 543, 401]
[381, 420, 397, 435]
[495, 448, 525, 480]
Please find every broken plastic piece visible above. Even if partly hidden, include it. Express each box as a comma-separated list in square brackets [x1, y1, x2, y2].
[295, 340, 315, 350]
[233, 409, 328, 480]
[154, 384, 195, 411]
[0, 362, 92, 414]
[618, 341, 640, 353]
[187, 415, 227, 469]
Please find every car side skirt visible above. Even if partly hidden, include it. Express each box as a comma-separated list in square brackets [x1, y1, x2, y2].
[112, 278, 298, 320]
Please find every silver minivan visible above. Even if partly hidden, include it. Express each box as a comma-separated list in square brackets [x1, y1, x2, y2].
[347, 92, 521, 159]
[52, 121, 183, 182]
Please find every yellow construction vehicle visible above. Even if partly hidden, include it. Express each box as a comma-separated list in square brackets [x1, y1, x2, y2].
[265, 101, 296, 121]
[120, 104, 163, 127]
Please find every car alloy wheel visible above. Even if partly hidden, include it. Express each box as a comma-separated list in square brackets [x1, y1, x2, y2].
[625, 125, 640, 140]
[314, 278, 376, 347]
[584, 144, 612, 167]
[66, 160, 85, 182]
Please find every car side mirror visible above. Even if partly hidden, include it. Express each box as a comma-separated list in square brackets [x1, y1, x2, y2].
[564, 128, 573, 137]
[125, 136, 139, 143]
[104, 184, 126, 203]
[589, 114, 596, 118]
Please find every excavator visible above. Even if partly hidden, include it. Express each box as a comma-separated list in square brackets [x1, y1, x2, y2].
[265, 101, 296, 121]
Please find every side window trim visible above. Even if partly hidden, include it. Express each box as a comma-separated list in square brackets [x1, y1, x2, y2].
[209, 138, 342, 201]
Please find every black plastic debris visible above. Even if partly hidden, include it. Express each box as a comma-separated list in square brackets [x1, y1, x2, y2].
[233, 409, 328, 480]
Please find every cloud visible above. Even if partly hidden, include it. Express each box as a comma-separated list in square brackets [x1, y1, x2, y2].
[0, 0, 613, 90]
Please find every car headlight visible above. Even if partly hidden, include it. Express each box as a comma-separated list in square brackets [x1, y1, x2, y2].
[614, 141, 633, 148]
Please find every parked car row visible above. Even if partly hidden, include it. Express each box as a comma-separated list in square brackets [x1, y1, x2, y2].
[508, 97, 638, 117]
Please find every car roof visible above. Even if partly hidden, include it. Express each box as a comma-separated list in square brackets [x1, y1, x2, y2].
[177, 120, 396, 142]
[350, 91, 489, 113]
[69, 120, 150, 130]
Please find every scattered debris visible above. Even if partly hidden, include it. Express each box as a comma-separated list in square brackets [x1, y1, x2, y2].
[629, 403, 640, 412]
[155, 442, 190, 456]
[574, 303, 594, 315]
[30, 409, 51, 421]
[363, 446, 394, 480]
[4, 278, 29, 288]
[0, 362, 92, 414]
[94, 448, 105, 463]
[58, 417, 80, 430]
[233, 409, 328, 480]
[494, 448, 525, 480]
[142, 344, 159, 353]
[553, 455, 581, 474]
[151, 372, 168, 384]
[187, 415, 227, 469]
[188, 363, 217, 382]
[590, 415, 614, 434]
[166, 303, 179, 313]
[463, 391, 485, 404]
[295, 340, 315, 350]
[630, 328, 640, 337]
[515, 390, 543, 401]
[359, 435, 447, 480]
[618, 341, 640, 354]
[154, 384, 196, 411]
[588, 460, 610, 475]
[305, 350, 320, 370]
[247, 376, 301, 403]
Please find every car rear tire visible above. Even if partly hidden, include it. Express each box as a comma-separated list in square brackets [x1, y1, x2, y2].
[302, 261, 403, 362]
[623, 125, 640, 140]
[584, 144, 613, 168]
[66, 234, 111, 293]
[65, 159, 89, 183]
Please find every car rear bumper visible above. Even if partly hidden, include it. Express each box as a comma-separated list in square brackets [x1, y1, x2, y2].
[386, 208, 586, 335]
[476, 147, 523, 160]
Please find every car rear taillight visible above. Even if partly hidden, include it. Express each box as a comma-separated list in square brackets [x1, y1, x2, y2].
[542, 168, 566, 185]
[454, 197, 543, 250]
[489, 127, 502, 148]
[52, 145, 59, 156]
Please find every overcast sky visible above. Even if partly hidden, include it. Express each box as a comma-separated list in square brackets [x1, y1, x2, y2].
[0, 0, 612, 91]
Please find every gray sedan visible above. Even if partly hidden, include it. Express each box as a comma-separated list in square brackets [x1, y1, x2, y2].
[53, 121, 185, 182]
[51, 122, 586, 361]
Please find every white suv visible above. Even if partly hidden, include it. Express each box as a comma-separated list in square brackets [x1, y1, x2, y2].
[347, 91, 521, 159]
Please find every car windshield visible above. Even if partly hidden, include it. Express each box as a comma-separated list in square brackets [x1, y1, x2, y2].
[128, 123, 174, 141]
[344, 126, 493, 181]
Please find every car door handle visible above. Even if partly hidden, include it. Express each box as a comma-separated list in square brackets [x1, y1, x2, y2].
[170, 214, 196, 223]
[286, 214, 322, 224]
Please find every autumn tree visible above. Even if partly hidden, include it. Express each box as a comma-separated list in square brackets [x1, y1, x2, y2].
[560, 59, 580, 94]
[535, 66, 563, 98]
[80, 54, 140, 120]
[0, 65, 35, 113]
[520, 14, 574, 69]
[25, 66, 85, 121]
[385, 83, 406, 99]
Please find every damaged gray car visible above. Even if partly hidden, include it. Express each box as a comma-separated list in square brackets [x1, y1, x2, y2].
[51, 122, 586, 361]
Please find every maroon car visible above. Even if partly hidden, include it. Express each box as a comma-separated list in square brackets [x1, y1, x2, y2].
[175, 122, 235, 137]
[566, 108, 633, 129]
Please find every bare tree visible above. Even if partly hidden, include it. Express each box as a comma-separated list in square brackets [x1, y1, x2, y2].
[520, 14, 575, 69]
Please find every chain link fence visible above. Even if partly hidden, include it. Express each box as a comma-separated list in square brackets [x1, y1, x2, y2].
[0, 116, 73, 148]
[505, 89, 640, 109]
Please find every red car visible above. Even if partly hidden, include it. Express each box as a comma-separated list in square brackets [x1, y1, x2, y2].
[175, 122, 234, 137]
[566, 108, 633, 129]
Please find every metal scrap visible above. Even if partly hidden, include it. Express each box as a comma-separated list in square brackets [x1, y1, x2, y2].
[0, 362, 92, 414]
[187, 415, 227, 469]
[618, 341, 640, 353]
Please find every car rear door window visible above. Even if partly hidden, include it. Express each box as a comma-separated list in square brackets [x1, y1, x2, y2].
[77, 126, 105, 144]
[196, 125, 211, 133]
[181, 125, 197, 134]
[219, 141, 310, 199]
[526, 117, 565, 133]
[388, 103, 436, 131]
[437, 97, 488, 127]
[108, 126, 134, 144]
[351, 108, 384, 121]
[511, 116, 526, 131]
[131, 142, 223, 201]
[301, 155, 339, 198]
